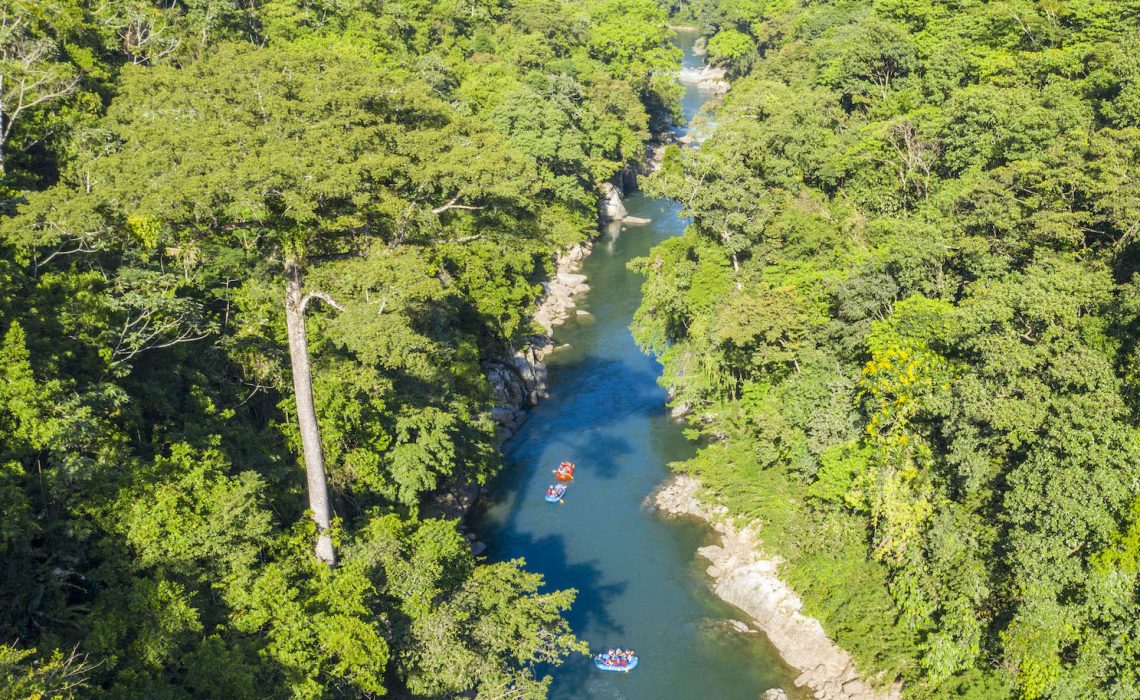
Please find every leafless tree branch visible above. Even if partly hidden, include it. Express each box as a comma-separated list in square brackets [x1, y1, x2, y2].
[300, 290, 345, 314]
[431, 193, 486, 215]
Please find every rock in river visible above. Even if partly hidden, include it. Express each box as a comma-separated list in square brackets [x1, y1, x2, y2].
[599, 181, 627, 221]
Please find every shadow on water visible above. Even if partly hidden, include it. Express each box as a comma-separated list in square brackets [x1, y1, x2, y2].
[494, 528, 628, 637]
[474, 29, 804, 700]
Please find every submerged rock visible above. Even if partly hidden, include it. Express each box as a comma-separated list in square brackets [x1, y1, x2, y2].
[726, 619, 756, 634]
[762, 690, 788, 700]
[697, 617, 761, 640]
[624, 216, 652, 225]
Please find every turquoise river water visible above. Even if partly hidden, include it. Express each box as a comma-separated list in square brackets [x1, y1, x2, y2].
[474, 32, 802, 700]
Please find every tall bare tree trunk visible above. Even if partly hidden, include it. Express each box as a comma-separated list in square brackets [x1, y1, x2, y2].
[284, 257, 336, 566]
[1, 73, 6, 176]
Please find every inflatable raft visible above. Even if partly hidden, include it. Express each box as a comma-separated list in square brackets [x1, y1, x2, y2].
[553, 463, 575, 481]
[594, 654, 638, 672]
[544, 484, 567, 503]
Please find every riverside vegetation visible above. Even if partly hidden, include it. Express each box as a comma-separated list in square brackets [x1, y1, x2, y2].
[0, 0, 683, 696]
[636, 1, 1140, 698]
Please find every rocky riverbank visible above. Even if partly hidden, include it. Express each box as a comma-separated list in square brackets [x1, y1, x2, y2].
[652, 476, 902, 700]
[484, 241, 594, 443]
[486, 154, 661, 445]
[434, 241, 596, 525]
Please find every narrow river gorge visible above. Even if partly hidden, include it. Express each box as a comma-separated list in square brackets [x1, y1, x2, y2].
[474, 32, 802, 700]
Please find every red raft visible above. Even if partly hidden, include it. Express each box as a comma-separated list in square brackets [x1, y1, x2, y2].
[553, 461, 576, 481]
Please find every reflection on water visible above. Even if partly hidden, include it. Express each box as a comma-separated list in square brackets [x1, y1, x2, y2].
[474, 30, 802, 700]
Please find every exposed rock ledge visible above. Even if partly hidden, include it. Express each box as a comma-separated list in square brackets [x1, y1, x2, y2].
[653, 475, 902, 700]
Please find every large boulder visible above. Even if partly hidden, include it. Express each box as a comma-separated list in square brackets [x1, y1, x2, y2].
[556, 271, 589, 288]
[599, 181, 627, 221]
[670, 401, 692, 418]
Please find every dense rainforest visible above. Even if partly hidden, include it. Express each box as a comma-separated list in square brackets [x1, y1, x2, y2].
[0, 0, 681, 696]
[637, 0, 1140, 698]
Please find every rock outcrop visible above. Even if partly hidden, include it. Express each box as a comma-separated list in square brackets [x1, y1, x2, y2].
[600, 181, 627, 221]
[645, 131, 675, 174]
[653, 476, 902, 700]
[485, 344, 549, 438]
[428, 480, 482, 522]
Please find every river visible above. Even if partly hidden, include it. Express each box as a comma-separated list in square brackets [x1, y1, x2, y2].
[474, 32, 799, 699]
